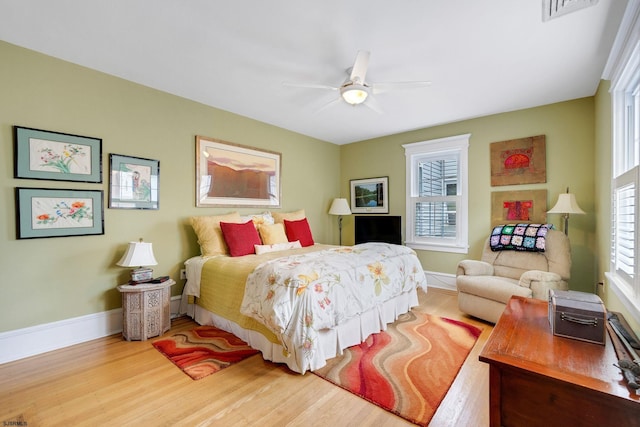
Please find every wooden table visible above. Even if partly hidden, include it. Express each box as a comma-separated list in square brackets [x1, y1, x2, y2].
[479, 296, 640, 427]
[117, 279, 175, 341]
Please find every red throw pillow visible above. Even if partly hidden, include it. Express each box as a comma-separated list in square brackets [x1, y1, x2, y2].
[284, 218, 314, 247]
[220, 221, 262, 257]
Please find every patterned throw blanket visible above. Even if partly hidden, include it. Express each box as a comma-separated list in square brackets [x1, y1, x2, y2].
[490, 223, 553, 252]
[240, 242, 427, 372]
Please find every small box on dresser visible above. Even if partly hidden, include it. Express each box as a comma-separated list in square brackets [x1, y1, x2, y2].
[549, 289, 606, 345]
[117, 279, 175, 341]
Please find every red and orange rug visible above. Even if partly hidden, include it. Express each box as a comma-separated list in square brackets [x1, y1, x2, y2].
[153, 314, 481, 425]
[313, 312, 482, 426]
[152, 326, 259, 380]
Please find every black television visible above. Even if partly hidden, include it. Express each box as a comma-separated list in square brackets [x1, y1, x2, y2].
[355, 215, 402, 245]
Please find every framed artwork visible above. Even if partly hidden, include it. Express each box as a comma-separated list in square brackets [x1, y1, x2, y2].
[109, 154, 159, 209]
[350, 176, 389, 214]
[15, 187, 104, 239]
[196, 135, 281, 208]
[14, 126, 102, 183]
[490, 135, 546, 186]
[491, 189, 547, 227]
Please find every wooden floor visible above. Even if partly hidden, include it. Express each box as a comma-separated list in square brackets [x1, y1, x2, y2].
[0, 288, 493, 426]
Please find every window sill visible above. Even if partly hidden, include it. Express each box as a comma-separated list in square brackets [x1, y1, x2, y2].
[406, 242, 468, 254]
[605, 272, 640, 327]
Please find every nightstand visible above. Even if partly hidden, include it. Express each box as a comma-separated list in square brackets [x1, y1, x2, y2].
[117, 279, 175, 341]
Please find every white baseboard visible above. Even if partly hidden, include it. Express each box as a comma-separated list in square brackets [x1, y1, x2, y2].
[0, 295, 183, 365]
[1, 277, 455, 365]
[0, 308, 123, 365]
[425, 270, 457, 292]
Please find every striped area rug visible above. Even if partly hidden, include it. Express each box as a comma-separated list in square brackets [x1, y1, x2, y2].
[152, 326, 259, 380]
[313, 311, 482, 426]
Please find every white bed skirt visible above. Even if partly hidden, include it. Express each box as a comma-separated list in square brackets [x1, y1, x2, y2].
[192, 288, 421, 374]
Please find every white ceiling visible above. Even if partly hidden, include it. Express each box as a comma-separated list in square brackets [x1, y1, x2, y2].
[0, 1, 628, 145]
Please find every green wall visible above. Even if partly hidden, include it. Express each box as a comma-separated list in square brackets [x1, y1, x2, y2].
[340, 98, 597, 293]
[0, 41, 341, 332]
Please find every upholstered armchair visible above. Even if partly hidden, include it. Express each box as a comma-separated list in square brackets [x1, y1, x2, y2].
[456, 227, 571, 323]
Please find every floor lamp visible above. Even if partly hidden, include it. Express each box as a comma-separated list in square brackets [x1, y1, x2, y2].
[547, 188, 585, 235]
[328, 198, 352, 246]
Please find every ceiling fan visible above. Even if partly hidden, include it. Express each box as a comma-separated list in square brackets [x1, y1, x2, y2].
[284, 50, 431, 112]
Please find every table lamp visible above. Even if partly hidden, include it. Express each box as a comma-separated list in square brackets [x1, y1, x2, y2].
[547, 188, 585, 235]
[328, 198, 352, 246]
[116, 238, 158, 283]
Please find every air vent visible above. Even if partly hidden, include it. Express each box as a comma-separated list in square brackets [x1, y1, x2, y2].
[542, 0, 599, 21]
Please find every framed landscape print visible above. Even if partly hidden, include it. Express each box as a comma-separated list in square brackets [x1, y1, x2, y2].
[350, 176, 389, 214]
[196, 135, 281, 208]
[15, 187, 105, 239]
[490, 135, 546, 186]
[109, 154, 159, 209]
[14, 126, 102, 183]
[491, 189, 547, 227]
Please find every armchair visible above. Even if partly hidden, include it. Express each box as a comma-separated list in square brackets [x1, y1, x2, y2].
[456, 228, 571, 323]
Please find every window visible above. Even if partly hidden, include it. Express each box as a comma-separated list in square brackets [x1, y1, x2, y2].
[605, 2, 640, 320]
[403, 134, 470, 253]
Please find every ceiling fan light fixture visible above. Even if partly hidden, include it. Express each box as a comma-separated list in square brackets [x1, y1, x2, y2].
[340, 83, 369, 105]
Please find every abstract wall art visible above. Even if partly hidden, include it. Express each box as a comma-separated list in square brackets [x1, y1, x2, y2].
[490, 135, 546, 186]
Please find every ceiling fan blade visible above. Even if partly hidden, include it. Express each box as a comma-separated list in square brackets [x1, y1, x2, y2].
[349, 50, 370, 84]
[372, 81, 431, 94]
[363, 96, 383, 114]
[315, 97, 342, 113]
[282, 81, 338, 91]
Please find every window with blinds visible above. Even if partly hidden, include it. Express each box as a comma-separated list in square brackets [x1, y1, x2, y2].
[403, 134, 469, 253]
[606, 10, 640, 318]
[612, 173, 637, 293]
[415, 157, 458, 239]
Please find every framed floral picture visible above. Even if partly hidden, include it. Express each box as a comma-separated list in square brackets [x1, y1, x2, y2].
[350, 176, 389, 214]
[15, 187, 105, 239]
[13, 126, 102, 183]
[109, 154, 159, 209]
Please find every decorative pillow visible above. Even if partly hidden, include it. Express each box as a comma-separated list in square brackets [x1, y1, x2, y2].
[254, 240, 302, 255]
[272, 209, 306, 224]
[190, 212, 241, 256]
[240, 212, 275, 228]
[219, 221, 263, 257]
[283, 218, 315, 247]
[258, 223, 288, 245]
[490, 223, 553, 252]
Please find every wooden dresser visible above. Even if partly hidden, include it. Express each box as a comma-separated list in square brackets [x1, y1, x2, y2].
[479, 296, 640, 427]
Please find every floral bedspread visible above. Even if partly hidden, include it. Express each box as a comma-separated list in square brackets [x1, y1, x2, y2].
[240, 242, 427, 369]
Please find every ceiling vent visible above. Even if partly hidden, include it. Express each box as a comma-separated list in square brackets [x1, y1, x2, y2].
[542, 0, 599, 21]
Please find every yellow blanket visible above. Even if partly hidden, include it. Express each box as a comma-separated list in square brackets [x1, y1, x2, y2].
[197, 245, 333, 344]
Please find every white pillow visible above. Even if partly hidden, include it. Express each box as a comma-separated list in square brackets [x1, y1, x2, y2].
[254, 240, 302, 255]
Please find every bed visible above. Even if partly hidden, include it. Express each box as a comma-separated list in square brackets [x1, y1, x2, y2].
[181, 210, 428, 374]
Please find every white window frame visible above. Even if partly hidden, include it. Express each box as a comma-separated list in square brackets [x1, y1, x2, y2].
[604, 1, 640, 323]
[403, 134, 470, 253]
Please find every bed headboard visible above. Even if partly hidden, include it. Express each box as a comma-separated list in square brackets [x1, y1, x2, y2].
[354, 215, 402, 245]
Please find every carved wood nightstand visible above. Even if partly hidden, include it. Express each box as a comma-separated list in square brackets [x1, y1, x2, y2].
[117, 279, 175, 341]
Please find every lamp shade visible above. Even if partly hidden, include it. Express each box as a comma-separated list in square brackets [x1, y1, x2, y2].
[116, 240, 158, 267]
[547, 193, 585, 215]
[329, 198, 352, 216]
